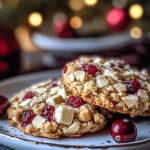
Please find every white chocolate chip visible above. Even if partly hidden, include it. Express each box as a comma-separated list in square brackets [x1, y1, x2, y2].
[137, 89, 149, 100]
[46, 95, 65, 106]
[103, 61, 111, 67]
[32, 115, 46, 129]
[30, 97, 43, 107]
[67, 74, 75, 82]
[74, 71, 85, 82]
[114, 83, 126, 92]
[63, 122, 81, 134]
[103, 70, 118, 80]
[54, 105, 74, 125]
[134, 71, 147, 81]
[20, 99, 31, 107]
[124, 71, 134, 76]
[35, 88, 47, 94]
[57, 87, 67, 99]
[122, 95, 139, 108]
[138, 79, 145, 87]
[96, 75, 108, 88]
[105, 85, 114, 92]
[49, 87, 60, 95]
[93, 58, 102, 64]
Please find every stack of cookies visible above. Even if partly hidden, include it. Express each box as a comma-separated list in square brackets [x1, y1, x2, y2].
[7, 56, 150, 138]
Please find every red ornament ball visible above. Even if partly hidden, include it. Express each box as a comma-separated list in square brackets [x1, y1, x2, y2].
[0, 61, 8, 72]
[106, 8, 130, 32]
[111, 119, 137, 143]
[53, 19, 75, 38]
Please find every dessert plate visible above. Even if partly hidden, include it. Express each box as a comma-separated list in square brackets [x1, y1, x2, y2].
[0, 70, 150, 150]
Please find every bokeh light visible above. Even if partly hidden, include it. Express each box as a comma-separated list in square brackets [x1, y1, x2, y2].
[28, 12, 43, 27]
[130, 27, 143, 39]
[84, 0, 98, 6]
[15, 26, 37, 51]
[106, 9, 125, 26]
[69, 0, 84, 11]
[70, 16, 83, 29]
[129, 4, 143, 20]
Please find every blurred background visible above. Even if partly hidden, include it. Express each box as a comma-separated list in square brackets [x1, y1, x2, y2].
[0, 0, 150, 80]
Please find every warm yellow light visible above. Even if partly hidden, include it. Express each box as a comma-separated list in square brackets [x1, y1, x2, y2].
[15, 26, 37, 51]
[129, 4, 143, 19]
[69, 0, 84, 11]
[70, 16, 83, 29]
[28, 12, 43, 27]
[84, 0, 98, 6]
[130, 27, 143, 39]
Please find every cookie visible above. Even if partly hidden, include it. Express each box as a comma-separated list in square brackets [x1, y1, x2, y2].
[62, 56, 150, 117]
[7, 79, 107, 138]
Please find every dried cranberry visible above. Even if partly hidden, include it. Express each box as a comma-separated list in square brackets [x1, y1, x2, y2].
[0, 95, 10, 116]
[81, 64, 98, 76]
[111, 119, 137, 143]
[67, 96, 86, 108]
[110, 99, 118, 106]
[23, 92, 35, 101]
[50, 79, 58, 87]
[20, 110, 35, 127]
[42, 106, 55, 121]
[124, 79, 141, 94]
[63, 66, 68, 73]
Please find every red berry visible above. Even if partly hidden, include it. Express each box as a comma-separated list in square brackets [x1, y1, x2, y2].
[50, 79, 58, 87]
[23, 92, 35, 101]
[124, 79, 141, 94]
[20, 110, 35, 127]
[63, 66, 68, 73]
[67, 96, 86, 108]
[110, 98, 118, 106]
[81, 64, 98, 76]
[111, 119, 137, 143]
[42, 106, 55, 121]
[0, 95, 10, 117]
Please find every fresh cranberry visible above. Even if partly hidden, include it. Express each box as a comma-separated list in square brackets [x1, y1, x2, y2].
[67, 96, 86, 108]
[63, 66, 68, 73]
[124, 79, 141, 94]
[0, 95, 10, 117]
[50, 79, 58, 87]
[20, 110, 35, 127]
[23, 92, 35, 101]
[111, 119, 137, 143]
[81, 64, 98, 76]
[42, 106, 55, 121]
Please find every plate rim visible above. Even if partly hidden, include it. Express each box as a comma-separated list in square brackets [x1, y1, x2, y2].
[32, 32, 143, 52]
[1, 70, 150, 149]
[0, 131, 150, 149]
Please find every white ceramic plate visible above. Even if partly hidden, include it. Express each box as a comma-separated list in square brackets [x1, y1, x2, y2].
[0, 70, 150, 150]
[32, 32, 142, 53]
